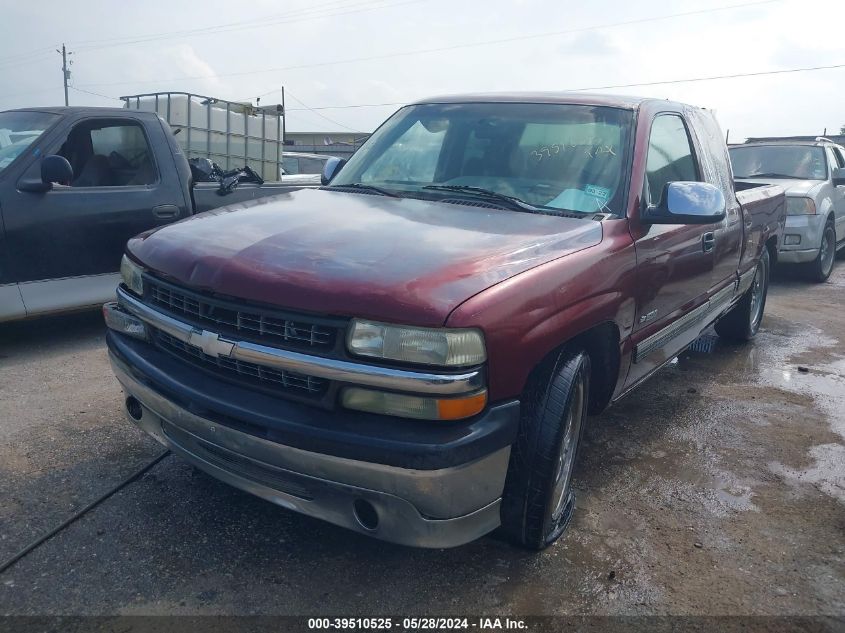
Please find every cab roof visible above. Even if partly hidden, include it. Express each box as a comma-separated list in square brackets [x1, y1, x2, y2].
[3, 106, 149, 117]
[411, 92, 684, 111]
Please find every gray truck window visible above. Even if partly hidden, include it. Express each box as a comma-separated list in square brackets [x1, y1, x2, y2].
[0, 111, 58, 174]
[729, 145, 827, 181]
[832, 147, 845, 169]
[645, 115, 700, 204]
[56, 120, 157, 187]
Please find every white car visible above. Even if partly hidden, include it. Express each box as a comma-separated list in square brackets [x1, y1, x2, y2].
[280, 152, 338, 185]
[730, 139, 845, 281]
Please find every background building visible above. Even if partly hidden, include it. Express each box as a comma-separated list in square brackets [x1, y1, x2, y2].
[285, 131, 370, 160]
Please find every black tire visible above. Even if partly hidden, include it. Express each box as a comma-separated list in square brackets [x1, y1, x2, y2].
[808, 222, 836, 281]
[500, 348, 590, 550]
[715, 247, 770, 342]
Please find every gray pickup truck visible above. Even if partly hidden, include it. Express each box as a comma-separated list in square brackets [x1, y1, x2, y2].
[730, 139, 845, 281]
[0, 107, 307, 323]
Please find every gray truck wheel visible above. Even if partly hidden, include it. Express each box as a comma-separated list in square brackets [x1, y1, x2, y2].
[808, 222, 836, 282]
[500, 348, 590, 550]
[715, 248, 770, 342]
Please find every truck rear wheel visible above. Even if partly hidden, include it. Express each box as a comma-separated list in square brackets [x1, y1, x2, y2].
[500, 348, 590, 550]
[807, 222, 836, 282]
[715, 248, 770, 342]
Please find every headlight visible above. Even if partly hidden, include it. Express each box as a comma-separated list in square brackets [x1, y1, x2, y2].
[786, 197, 816, 215]
[341, 387, 487, 420]
[346, 319, 486, 367]
[120, 254, 145, 296]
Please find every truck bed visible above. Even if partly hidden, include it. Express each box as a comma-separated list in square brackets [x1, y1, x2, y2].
[735, 182, 786, 270]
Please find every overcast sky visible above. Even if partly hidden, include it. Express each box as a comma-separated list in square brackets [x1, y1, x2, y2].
[1, 0, 843, 140]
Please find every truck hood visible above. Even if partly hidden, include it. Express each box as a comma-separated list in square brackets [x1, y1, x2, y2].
[738, 178, 824, 197]
[127, 188, 601, 326]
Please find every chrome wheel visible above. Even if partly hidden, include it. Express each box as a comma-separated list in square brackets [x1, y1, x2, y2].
[550, 374, 585, 520]
[749, 258, 766, 331]
[820, 226, 835, 277]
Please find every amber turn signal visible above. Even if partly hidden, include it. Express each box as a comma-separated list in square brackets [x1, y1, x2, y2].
[436, 391, 488, 420]
[341, 388, 487, 421]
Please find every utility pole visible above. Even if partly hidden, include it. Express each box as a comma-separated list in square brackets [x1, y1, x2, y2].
[281, 85, 286, 149]
[57, 44, 70, 106]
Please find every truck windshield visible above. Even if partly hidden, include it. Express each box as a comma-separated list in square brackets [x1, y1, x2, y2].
[332, 102, 632, 215]
[0, 111, 58, 174]
[729, 144, 828, 181]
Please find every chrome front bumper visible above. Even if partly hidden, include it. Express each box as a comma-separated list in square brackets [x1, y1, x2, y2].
[779, 214, 826, 263]
[109, 353, 509, 548]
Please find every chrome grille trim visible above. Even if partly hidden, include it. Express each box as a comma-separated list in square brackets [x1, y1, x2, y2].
[155, 329, 327, 396]
[116, 287, 484, 396]
[146, 278, 335, 349]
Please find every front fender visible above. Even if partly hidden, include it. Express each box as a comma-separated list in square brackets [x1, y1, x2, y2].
[446, 220, 637, 401]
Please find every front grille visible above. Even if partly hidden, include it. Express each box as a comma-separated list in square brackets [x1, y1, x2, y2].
[154, 329, 328, 397]
[146, 278, 337, 351]
[161, 421, 313, 500]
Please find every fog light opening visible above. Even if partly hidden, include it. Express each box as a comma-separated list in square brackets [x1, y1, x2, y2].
[126, 397, 143, 421]
[353, 499, 379, 531]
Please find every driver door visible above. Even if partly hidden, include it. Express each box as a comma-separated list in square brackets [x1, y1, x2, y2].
[3, 116, 188, 314]
[5, 117, 184, 285]
[625, 113, 717, 388]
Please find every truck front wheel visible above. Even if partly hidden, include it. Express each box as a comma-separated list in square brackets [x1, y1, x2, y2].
[715, 247, 770, 341]
[500, 349, 590, 550]
[807, 222, 836, 282]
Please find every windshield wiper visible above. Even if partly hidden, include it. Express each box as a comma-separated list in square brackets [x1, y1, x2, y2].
[326, 182, 401, 197]
[422, 184, 555, 214]
[740, 172, 803, 180]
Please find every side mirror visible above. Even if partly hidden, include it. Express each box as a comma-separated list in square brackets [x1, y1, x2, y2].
[18, 155, 74, 193]
[42, 155, 73, 185]
[643, 182, 726, 225]
[833, 167, 845, 187]
[321, 157, 346, 185]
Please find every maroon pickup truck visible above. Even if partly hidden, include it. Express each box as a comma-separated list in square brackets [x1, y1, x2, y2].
[103, 93, 785, 549]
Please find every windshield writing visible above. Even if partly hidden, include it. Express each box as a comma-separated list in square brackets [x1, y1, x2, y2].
[333, 103, 632, 216]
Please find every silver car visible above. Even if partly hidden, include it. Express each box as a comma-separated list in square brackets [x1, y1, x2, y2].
[730, 139, 845, 281]
[280, 151, 337, 185]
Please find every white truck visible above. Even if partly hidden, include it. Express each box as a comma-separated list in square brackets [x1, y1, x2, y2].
[730, 138, 845, 281]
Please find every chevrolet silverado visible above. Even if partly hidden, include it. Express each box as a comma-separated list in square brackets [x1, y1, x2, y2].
[104, 93, 785, 549]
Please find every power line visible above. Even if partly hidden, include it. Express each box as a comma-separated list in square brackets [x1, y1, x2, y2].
[284, 91, 363, 132]
[71, 0, 422, 54]
[568, 62, 845, 92]
[7, 60, 842, 108]
[73, 0, 784, 90]
[284, 61, 845, 110]
[69, 85, 122, 102]
[69, 0, 372, 47]
[0, 49, 56, 71]
[0, 45, 57, 65]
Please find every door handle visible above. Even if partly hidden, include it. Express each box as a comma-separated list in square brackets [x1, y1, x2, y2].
[702, 232, 715, 252]
[152, 204, 179, 220]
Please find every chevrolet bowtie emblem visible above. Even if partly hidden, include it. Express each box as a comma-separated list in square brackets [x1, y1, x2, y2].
[188, 329, 235, 358]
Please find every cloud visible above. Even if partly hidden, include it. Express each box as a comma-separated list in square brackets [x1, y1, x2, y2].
[556, 31, 618, 57]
